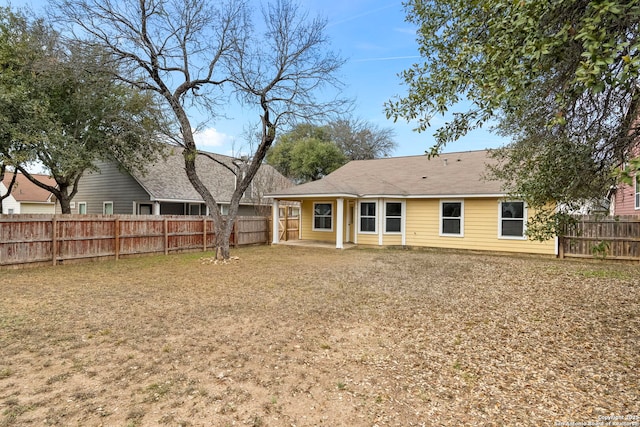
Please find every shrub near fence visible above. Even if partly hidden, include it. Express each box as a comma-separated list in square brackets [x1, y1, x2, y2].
[560, 215, 640, 261]
[0, 214, 274, 268]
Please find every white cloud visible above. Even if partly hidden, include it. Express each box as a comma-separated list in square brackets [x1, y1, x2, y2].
[193, 127, 235, 151]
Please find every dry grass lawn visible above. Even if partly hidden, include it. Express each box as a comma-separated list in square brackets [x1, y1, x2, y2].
[0, 245, 638, 426]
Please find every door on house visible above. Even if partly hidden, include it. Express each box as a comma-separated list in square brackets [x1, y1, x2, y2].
[347, 202, 355, 243]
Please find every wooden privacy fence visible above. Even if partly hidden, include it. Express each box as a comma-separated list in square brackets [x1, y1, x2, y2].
[559, 215, 640, 261]
[0, 214, 294, 268]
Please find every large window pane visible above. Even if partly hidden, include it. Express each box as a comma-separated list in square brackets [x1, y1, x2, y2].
[313, 203, 332, 230]
[386, 218, 401, 233]
[361, 202, 376, 217]
[360, 202, 376, 232]
[360, 217, 376, 232]
[442, 218, 461, 234]
[501, 219, 524, 236]
[500, 201, 525, 237]
[441, 202, 462, 235]
[385, 202, 402, 233]
[442, 202, 461, 218]
[501, 201, 524, 218]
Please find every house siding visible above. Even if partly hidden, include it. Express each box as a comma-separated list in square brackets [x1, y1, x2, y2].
[612, 180, 638, 216]
[69, 161, 152, 214]
[300, 199, 338, 242]
[405, 198, 556, 255]
[0, 184, 19, 214]
[19, 202, 56, 214]
[299, 197, 556, 255]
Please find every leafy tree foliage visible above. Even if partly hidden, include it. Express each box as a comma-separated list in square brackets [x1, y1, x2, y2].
[387, 0, 640, 237]
[267, 124, 345, 182]
[0, 7, 167, 213]
[267, 119, 396, 182]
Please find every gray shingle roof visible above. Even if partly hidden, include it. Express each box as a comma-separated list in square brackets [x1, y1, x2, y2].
[268, 150, 504, 198]
[133, 148, 292, 203]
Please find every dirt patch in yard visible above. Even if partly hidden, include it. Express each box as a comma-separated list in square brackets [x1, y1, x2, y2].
[0, 246, 638, 426]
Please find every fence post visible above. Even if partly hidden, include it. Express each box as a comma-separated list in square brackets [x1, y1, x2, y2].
[266, 217, 271, 245]
[51, 216, 57, 266]
[114, 218, 120, 261]
[233, 220, 239, 248]
[558, 235, 564, 259]
[164, 217, 169, 255]
[203, 217, 207, 252]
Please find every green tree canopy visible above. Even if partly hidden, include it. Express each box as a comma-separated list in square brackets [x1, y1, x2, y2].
[266, 124, 345, 182]
[0, 7, 168, 213]
[267, 119, 396, 182]
[386, 0, 640, 237]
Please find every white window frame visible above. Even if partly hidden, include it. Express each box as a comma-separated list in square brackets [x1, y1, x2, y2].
[103, 201, 114, 215]
[498, 200, 527, 240]
[78, 202, 87, 215]
[312, 202, 333, 232]
[359, 201, 377, 234]
[440, 200, 464, 237]
[384, 200, 403, 234]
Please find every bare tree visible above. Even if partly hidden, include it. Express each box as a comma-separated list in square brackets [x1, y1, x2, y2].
[54, 0, 347, 259]
[328, 118, 397, 160]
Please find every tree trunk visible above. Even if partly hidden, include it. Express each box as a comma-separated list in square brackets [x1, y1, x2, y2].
[57, 190, 72, 214]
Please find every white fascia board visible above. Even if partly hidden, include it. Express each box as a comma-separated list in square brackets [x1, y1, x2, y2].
[266, 193, 358, 199]
[358, 193, 507, 199]
[151, 198, 207, 204]
[268, 192, 507, 200]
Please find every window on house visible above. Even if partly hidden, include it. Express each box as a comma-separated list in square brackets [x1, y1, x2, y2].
[441, 201, 463, 235]
[103, 202, 114, 215]
[500, 201, 526, 238]
[385, 202, 402, 233]
[78, 202, 87, 214]
[189, 203, 201, 215]
[313, 202, 332, 231]
[8, 208, 14, 214]
[360, 201, 376, 233]
[138, 204, 152, 215]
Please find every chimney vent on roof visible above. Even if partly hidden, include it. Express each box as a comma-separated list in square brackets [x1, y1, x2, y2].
[443, 158, 448, 166]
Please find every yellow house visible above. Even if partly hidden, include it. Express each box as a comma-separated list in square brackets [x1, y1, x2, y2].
[267, 150, 557, 256]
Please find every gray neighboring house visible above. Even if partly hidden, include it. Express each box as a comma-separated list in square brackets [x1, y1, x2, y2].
[68, 148, 293, 216]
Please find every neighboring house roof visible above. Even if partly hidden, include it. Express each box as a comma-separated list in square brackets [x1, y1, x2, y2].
[129, 148, 292, 203]
[1, 172, 56, 203]
[268, 149, 503, 198]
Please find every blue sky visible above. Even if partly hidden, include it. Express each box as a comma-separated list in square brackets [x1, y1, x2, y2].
[5, 0, 508, 157]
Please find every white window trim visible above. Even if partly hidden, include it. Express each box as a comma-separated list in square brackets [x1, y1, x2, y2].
[498, 200, 528, 240]
[312, 202, 333, 232]
[439, 200, 464, 237]
[78, 202, 87, 215]
[383, 200, 404, 234]
[358, 200, 377, 234]
[103, 201, 114, 215]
